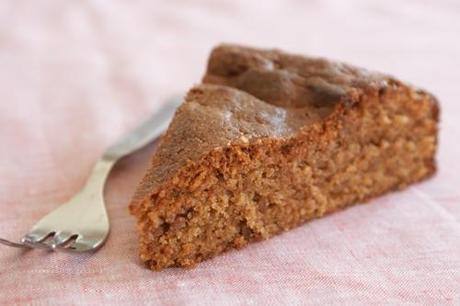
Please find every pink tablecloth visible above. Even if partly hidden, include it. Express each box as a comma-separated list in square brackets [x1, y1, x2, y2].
[1, 0, 460, 305]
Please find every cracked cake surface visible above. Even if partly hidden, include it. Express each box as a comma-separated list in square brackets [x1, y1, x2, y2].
[129, 44, 439, 270]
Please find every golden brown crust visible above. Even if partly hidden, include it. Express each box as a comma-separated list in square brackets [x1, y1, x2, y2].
[129, 44, 439, 271]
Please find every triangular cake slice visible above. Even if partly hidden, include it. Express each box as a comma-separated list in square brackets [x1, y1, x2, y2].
[129, 44, 439, 270]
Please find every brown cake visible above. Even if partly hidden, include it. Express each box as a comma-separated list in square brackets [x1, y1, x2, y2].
[129, 44, 439, 271]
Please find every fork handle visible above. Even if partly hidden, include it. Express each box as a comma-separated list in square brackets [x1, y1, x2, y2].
[102, 96, 182, 161]
[81, 159, 116, 198]
[81, 97, 183, 198]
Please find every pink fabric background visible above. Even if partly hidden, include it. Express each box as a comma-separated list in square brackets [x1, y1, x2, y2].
[1, 0, 460, 304]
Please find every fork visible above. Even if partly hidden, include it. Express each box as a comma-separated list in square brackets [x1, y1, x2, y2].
[0, 97, 181, 252]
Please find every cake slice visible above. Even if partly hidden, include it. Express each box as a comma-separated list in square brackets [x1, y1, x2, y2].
[129, 44, 439, 270]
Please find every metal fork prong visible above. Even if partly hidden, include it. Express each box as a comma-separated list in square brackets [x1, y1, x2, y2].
[0, 237, 30, 248]
[22, 239, 54, 250]
[56, 236, 101, 253]
[22, 231, 55, 250]
[54, 245, 80, 253]
[50, 232, 75, 248]
[54, 238, 84, 253]
[23, 230, 54, 244]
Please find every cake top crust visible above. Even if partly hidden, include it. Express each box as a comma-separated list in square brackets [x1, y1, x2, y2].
[133, 44, 394, 201]
[203, 44, 389, 108]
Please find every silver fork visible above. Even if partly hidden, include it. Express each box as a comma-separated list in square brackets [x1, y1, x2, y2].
[0, 97, 181, 252]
